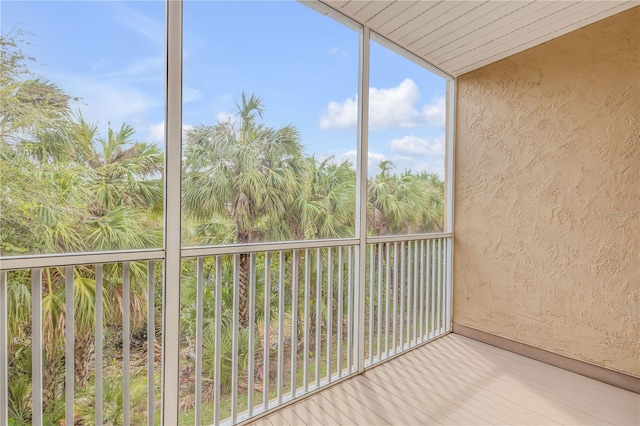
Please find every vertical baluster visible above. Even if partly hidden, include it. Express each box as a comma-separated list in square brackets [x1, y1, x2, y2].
[96, 265, 104, 426]
[431, 240, 436, 339]
[146, 262, 154, 426]
[123, 262, 131, 426]
[315, 248, 322, 388]
[419, 241, 425, 342]
[346, 247, 353, 374]
[446, 238, 453, 332]
[326, 248, 333, 383]
[231, 255, 240, 423]
[413, 241, 419, 345]
[442, 238, 448, 333]
[290, 250, 298, 397]
[195, 257, 204, 425]
[337, 248, 344, 377]
[0, 271, 7, 426]
[392, 242, 398, 354]
[263, 253, 271, 411]
[64, 266, 74, 425]
[376, 243, 382, 361]
[442, 238, 447, 334]
[438, 239, 444, 335]
[214, 257, 222, 426]
[248, 253, 257, 415]
[425, 240, 431, 340]
[31, 269, 43, 425]
[303, 249, 310, 392]
[440, 239, 444, 336]
[368, 245, 374, 365]
[277, 251, 285, 403]
[399, 242, 405, 351]
[384, 243, 390, 358]
[406, 242, 412, 347]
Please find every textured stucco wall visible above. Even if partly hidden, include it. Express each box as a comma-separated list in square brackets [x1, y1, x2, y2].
[454, 7, 639, 376]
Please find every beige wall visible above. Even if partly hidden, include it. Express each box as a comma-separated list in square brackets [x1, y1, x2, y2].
[453, 7, 639, 376]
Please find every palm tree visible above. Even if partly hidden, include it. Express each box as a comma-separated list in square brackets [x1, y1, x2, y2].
[11, 119, 163, 413]
[285, 157, 355, 352]
[293, 157, 356, 240]
[32, 119, 163, 391]
[368, 161, 404, 236]
[367, 163, 444, 333]
[413, 171, 445, 232]
[65, 117, 164, 225]
[368, 161, 443, 235]
[4, 116, 164, 254]
[183, 93, 305, 327]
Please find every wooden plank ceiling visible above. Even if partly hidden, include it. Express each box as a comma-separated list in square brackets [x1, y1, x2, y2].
[318, 1, 637, 77]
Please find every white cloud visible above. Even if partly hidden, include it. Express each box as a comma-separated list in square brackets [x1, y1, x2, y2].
[423, 96, 446, 127]
[328, 46, 348, 57]
[182, 124, 194, 140]
[67, 78, 158, 128]
[103, 56, 164, 79]
[339, 150, 386, 170]
[390, 135, 444, 156]
[148, 121, 165, 143]
[322, 148, 444, 179]
[148, 121, 194, 144]
[57, 58, 164, 134]
[113, 8, 165, 46]
[320, 79, 446, 130]
[399, 158, 445, 178]
[183, 85, 202, 104]
[216, 111, 234, 124]
[321, 98, 357, 129]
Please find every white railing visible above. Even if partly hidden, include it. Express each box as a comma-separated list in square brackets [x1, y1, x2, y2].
[181, 241, 359, 425]
[0, 234, 451, 425]
[0, 254, 163, 426]
[364, 237, 451, 367]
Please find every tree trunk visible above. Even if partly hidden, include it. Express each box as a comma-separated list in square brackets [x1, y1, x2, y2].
[42, 350, 62, 410]
[74, 331, 93, 386]
[294, 250, 304, 355]
[238, 252, 250, 328]
[237, 230, 251, 328]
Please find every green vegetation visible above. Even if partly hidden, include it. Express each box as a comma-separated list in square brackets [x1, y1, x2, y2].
[1, 33, 445, 425]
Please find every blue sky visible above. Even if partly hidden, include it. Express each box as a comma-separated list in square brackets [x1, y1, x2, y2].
[3, 0, 446, 177]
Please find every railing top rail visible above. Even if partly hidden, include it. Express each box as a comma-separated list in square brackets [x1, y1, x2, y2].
[366, 233, 452, 244]
[181, 238, 359, 257]
[0, 249, 165, 271]
[0, 233, 452, 271]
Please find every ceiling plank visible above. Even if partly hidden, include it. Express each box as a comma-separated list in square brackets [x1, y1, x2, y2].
[357, 1, 397, 23]
[396, 1, 503, 60]
[340, 0, 372, 16]
[446, 1, 601, 69]
[421, 1, 548, 59]
[322, 0, 351, 9]
[451, 1, 637, 75]
[367, 1, 420, 30]
[409, 1, 530, 56]
[387, 2, 457, 43]
[401, 1, 492, 47]
[428, 1, 574, 64]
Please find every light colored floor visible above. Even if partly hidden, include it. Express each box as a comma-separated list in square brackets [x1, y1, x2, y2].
[252, 334, 640, 425]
